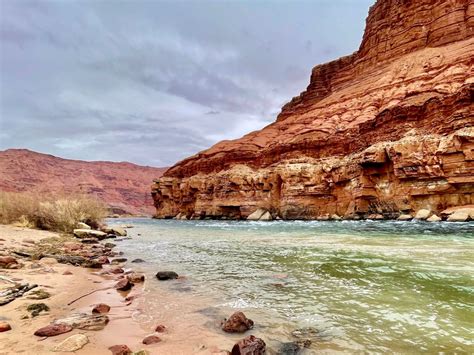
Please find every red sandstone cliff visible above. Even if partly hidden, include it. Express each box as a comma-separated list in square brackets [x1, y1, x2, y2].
[152, 0, 474, 220]
[0, 149, 166, 215]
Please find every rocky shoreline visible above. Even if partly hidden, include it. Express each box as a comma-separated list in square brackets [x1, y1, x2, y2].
[0, 223, 291, 354]
[167, 205, 474, 223]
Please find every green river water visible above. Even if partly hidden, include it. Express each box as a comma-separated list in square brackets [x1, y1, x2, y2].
[111, 219, 474, 353]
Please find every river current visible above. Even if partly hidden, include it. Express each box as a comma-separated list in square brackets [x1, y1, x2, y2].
[109, 218, 473, 353]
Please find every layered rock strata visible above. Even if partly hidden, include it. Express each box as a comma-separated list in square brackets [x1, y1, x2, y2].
[152, 0, 474, 220]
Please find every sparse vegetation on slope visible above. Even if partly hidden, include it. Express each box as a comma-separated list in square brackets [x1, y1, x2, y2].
[0, 191, 107, 233]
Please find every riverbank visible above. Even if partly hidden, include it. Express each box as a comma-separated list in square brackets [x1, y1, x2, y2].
[0, 225, 150, 354]
[0, 224, 253, 355]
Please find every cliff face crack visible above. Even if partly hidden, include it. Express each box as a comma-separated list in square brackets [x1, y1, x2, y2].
[152, 0, 474, 220]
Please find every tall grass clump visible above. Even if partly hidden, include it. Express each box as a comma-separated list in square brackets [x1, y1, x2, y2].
[0, 191, 107, 233]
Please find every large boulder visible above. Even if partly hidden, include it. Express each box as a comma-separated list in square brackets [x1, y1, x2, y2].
[447, 210, 470, 222]
[76, 222, 91, 230]
[427, 214, 442, 222]
[53, 334, 89, 352]
[247, 208, 267, 221]
[259, 211, 273, 221]
[441, 205, 474, 219]
[73, 229, 107, 240]
[231, 335, 266, 355]
[397, 214, 413, 221]
[414, 209, 431, 220]
[222, 312, 254, 333]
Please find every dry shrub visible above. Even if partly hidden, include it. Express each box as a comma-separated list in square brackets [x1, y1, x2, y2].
[0, 191, 107, 233]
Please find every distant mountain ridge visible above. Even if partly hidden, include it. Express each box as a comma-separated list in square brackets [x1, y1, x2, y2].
[0, 149, 167, 215]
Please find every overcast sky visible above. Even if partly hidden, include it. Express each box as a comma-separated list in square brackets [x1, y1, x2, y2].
[0, 0, 373, 167]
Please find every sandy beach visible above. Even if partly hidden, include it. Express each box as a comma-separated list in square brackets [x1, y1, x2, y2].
[0, 224, 244, 355]
[0, 225, 153, 355]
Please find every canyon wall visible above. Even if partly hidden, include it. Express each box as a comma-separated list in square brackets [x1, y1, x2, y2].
[152, 0, 474, 220]
[0, 149, 166, 215]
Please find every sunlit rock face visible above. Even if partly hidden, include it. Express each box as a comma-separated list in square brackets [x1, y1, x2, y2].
[152, 0, 474, 220]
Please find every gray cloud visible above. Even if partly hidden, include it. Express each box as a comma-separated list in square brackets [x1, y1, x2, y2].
[0, 0, 373, 166]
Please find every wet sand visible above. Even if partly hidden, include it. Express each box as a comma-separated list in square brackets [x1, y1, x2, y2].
[0, 225, 238, 355]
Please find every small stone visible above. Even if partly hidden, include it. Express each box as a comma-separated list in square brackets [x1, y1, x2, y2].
[278, 342, 301, 355]
[109, 267, 125, 274]
[105, 242, 116, 248]
[222, 312, 254, 333]
[92, 303, 111, 314]
[53, 313, 109, 331]
[34, 323, 73, 337]
[53, 333, 89, 352]
[80, 238, 99, 244]
[0, 322, 11, 332]
[132, 258, 145, 263]
[127, 272, 145, 283]
[397, 214, 413, 221]
[111, 258, 128, 264]
[63, 271, 73, 275]
[142, 335, 161, 345]
[331, 214, 342, 220]
[109, 345, 132, 355]
[97, 256, 110, 264]
[156, 271, 179, 280]
[414, 209, 431, 220]
[427, 214, 442, 222]
[115, 279, 133, 291]
[154, 324, 166, 332]
[0, 256, 19, 269]
[231, 335, 266, 355]
[82, 260, 103, 269]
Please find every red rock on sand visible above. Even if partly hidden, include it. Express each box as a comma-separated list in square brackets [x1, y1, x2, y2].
[109, 267, 125, 274]
[108, 344, 132, 355]
[115, 278, 133, 291]
[231, 335, 266, 355]
[155, 324, 166, 332]
[0, 256, 19, 269]
[92, 303, 111, 314]
[63, 271, 73, 275]
[34, 323, 73, 337]
[222, 312, 254, 333]
[142, 335, 162, 345]
[0, 322, 11, 332]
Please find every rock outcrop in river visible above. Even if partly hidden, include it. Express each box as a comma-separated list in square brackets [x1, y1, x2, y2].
[152, 0, 474, 220]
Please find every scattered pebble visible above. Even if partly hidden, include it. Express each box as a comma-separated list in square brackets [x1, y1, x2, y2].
[0, 321, 12, 332]
[142, 335, 161, 345]
[92, 303, 111, 314]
